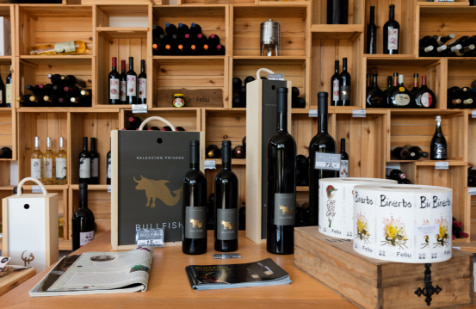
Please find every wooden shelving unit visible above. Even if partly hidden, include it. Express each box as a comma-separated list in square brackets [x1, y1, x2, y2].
[0, 0, 475, 251]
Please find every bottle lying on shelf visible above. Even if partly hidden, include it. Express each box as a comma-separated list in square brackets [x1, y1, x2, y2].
[30, 40, 88, 56]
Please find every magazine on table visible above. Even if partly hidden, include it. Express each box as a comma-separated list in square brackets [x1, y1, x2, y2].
[29, 246, 153, 297]
[185, 258, 291, 290]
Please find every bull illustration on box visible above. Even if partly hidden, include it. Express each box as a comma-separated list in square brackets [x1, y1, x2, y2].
[134, 175, 182, 208]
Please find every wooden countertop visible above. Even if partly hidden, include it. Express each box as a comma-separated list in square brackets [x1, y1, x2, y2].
[0, 231, 473, 308]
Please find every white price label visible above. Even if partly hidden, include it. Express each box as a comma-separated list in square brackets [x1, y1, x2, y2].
[204, 160, 216, 170]
[352, 109, 366, 118]
[132, 104, 148, 114]
[314, 152, 341, 171]
[32, 185, 42, 193]
[435, 162, 449, 170]
[468, 188, 476, 196]
[136, 228, 164, 247]
[268, 73, 284, 81]
[137, 239, 163, 246]
[472, 110, 476, 118]
[308, 109, 318, 118]
[107, 185, 112, 193]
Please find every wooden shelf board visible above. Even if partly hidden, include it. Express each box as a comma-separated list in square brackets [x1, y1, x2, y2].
[311, 24, 363, 40]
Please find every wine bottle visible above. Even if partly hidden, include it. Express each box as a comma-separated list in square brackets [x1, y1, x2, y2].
[388, 169, 411, 184]
[207, 34, 221, 47]
[0, 146, 12, 158]
[31, 136, 43, 180]
[308, 92, 338, 226]
[391, 146, 410, 160]
[409, 73, 419, 105]
[414, 76, 436, 108]
[62, 75, 86, 88]
[120, 59, 127, 104]
[407, 145, 429, 160]
[138, 59, 147, 104]
[434, 33, 455, 46]
[232, 144, 245, 158]
[177, 22, 189, 39]
[43, 136, 54, 185]
[72, 183, 95, 251]
[366, 74, 384, 108]
[55, 137, 67, 185]
[0, 70, 5, 107]
[339, 57, 351, 106]
[189, 23, 202, 36]
[327, 0, 348, 24]
[165, 22, 177, 36]
[108, 57, 120, 104]
[214, 140, 239, 252]
[366, 73, 372, 93]
[79, 137, 91, 184]
[296, 155, 309, 186]
[30, 40, 87, 55]
[90, 137, 99, 185]
[419, 36, 437, 57]
[330, 60, 340, 106]
[182, 140, 208, 255]
[5, 65, 11, 107]
[383, 4, 400, 54]
[106, 140, 111, 185]
[430, 115, 447, 160]
[366, 5, 377, 54]
[453, 44, 476, 57]
[127, 116, 142, 130]
[152, 24, 165, 42]
[447, 86, 462, 108]
[389, 74, 411, 108]
[206, 144, 221, 158]
[267, 87, 296, 255]
[126, 57, 137, 104]
[339, 138, 349, 177]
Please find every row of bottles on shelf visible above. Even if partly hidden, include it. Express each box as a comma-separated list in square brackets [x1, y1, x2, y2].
[152, 23, 225, 56]
[366, 4, 400, 55]
[447, 81, 476, 109]
[109, 57, 146, 105]
[29, 40, 89, 56]
[30, 136, 112, 186]
[419, 33, 476, 58]
[366, 72, 436, 108]
[206, 137, 246, 159]
[21, 74, 91, 107]
[391, 145, 428, 161]
[330, 57, 351, 106]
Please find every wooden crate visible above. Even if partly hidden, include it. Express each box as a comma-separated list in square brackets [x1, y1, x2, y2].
[294, 226, 474, 309]
[312, 0, 362, 25]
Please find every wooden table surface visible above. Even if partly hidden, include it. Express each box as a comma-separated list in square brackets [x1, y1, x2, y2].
[0, 231, 474, 309]
[0, 267, 36, 297]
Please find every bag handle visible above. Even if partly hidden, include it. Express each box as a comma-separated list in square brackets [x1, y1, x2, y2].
[138, 116, 176, 132]
[17, 177, 48, 196]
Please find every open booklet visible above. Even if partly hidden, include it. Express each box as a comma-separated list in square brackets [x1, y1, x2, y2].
[30, 246, 153, 297]
[185, 258, 291, 290]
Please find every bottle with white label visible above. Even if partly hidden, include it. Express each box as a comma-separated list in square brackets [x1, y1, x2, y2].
[72, 183, 95, 251]
[214, 140, 239, 252]
[43, 137, 54, 185]
[79, 137, 91, 184]
[31, 136, 43, 181]
[55, 137, 67, 185]
[308, 92, 339, 226]
[330, 60, 340, 106]
[267, 87, 296, 254]
[108, 57, 120, 104]
[126, 56, 137, 104]
[383, 4, 400, 54]
[138, 59, 147, 104]
[339, 138, 349, 177]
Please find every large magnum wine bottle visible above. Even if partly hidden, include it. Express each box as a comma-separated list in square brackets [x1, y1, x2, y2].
[309, 92, 338, 226]
[214, 140, 239, 252]
[267, 87, 296, 255]
[383, 4, 400, 54]
[72, 183, 95, 251]
[183, 140, 208, 255]
[430, 115, 447, 160]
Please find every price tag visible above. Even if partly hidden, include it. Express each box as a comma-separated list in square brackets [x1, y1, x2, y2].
[435, 162, 449, 170]
[308, 109, 318, 118]
[472, 110, 476, 118]
[268, 73, 284, 81]
[107, 185, 111, 193]
[213, 253, 242, 259]
[468, 188, 476, 196]
[204, 160, 216, 170]
[132, 104, 148, 114]
[314, 152, 341, 171]
[32, 185, 42, 193]
[136, 228, 164, 247]
[352, 109, 366, 118]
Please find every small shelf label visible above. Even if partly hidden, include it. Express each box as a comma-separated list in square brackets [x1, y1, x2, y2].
[352, 109, 366, 118]
[435, 162, 449, 170]
[314, 152, 341, 171]
[309, 109, 318, 118]
[204, 160, 216, 170]
[107, 185, 111, 193]
[468, 188, 476, 196]
[132, 104, 148, 114]
[472, 110, 476, 118]
[268, 73, 284, 81]
[32, 185, 42, 193]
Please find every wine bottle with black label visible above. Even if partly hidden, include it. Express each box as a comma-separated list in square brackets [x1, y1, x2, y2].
[339, 58, 351, 106]
[366, 5, 377, 54]
[72, 183, 95, 251]
[183, 140, 208, 255]
[79, 137, 91, 184]
[267, 87, 296, 255]
[383, 4, 400, 54]
[309, 92, 338, 226]
[214, 140, 239, 252]
[366, 74, 384, 108]
[430, 115, 447, 160]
